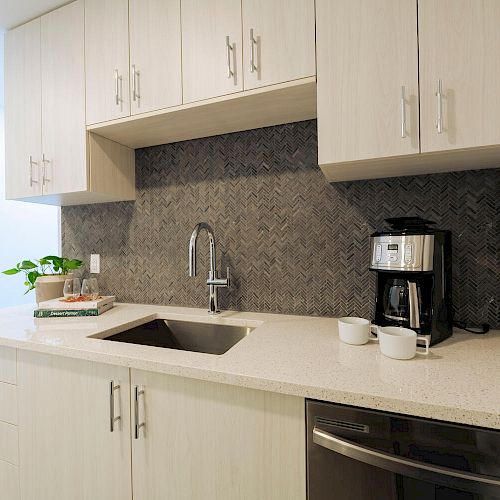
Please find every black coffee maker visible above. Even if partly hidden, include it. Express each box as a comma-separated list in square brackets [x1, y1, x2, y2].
[369, 217, 453, 346]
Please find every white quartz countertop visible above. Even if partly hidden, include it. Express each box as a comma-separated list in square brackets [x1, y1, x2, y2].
[0, 303, 499, 430]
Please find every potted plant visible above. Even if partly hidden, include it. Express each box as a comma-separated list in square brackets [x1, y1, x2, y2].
[2, 256, 83, 304]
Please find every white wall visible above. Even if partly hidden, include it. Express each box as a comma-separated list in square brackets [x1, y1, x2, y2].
[0, 32, 60, 307]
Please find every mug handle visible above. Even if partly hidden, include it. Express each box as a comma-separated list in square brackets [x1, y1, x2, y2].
[416, 336, 430, 355]
[369, 324, 379, 342]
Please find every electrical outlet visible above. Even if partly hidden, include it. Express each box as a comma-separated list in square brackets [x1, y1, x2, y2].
[90, 254, 100, 274]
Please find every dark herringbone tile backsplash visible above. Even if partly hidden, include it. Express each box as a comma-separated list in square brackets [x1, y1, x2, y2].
[62, 120, 499, 327]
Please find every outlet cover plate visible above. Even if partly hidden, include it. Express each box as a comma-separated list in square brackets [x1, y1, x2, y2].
[90, 254, 100, 274]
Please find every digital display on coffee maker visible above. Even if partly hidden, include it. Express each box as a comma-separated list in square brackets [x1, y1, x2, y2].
[387, 244, 399, 251]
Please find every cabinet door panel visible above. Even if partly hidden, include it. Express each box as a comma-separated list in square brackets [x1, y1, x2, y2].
[181, 0, 243, 103]
[4, 19, 42, 199]
[0, 460, 19, 500]
[18, 351, 131, 500]
[316, 0, 419, 165]
[129, 0, 182, 114]
[41, 0, 87, 195]
[242, 0, 316, 90]
[419, 0, 500, 152]
[85, 0, 130, 124]
[131, 370, 306, 500]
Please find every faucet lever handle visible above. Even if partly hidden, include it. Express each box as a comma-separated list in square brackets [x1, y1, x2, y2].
[207, 266, 231, 288]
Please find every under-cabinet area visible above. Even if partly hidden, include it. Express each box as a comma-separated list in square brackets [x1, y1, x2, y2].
[16, 349, 306, 500]
[3, 0, 499, 206]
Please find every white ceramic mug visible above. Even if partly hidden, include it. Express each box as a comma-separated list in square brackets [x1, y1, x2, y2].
[338, 317, 377, 345]
[373, 326, 430, 360]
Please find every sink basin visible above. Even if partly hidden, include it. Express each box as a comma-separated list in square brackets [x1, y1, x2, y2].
[96, 319, 254, 355]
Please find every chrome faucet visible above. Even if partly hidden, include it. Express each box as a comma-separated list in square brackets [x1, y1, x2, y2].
[189, 223, 230, 314]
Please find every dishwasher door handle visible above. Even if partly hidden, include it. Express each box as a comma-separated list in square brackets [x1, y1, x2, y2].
[312, 427, 500, 495]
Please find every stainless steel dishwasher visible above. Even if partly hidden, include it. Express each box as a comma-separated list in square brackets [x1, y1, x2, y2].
[307, 400, 500, 499]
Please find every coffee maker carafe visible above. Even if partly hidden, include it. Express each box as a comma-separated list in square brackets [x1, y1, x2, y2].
[370, 217, 453, 346]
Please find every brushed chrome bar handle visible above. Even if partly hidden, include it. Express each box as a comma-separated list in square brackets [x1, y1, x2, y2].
[250, 28, 257, 73]
[114, 69, 120, 105]
[132, 64, 138, 101]
[29, 155, 38, 187]
[134, 385, 145, 439]
[109, 381, 121, 432]
[400, 86, 406, 138]
[41, 153, 50, 186]
[436, 79, 443, 134]
[226, 36, 234, 79]
[313, 427, 500, 494]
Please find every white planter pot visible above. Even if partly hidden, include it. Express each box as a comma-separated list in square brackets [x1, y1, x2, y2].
[35, 274, 74, 305]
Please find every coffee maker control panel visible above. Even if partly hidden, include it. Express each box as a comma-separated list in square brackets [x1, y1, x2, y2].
[370, 234, 434, 272]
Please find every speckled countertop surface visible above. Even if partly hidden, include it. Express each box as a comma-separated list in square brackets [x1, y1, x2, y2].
[0, 303, 499, 429]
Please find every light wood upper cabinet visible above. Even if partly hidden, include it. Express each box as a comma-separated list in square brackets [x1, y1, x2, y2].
[41, 0, 87, 195]
[418, 0, 500, 153]
[316, 0, 419, 167]
[242, 0, 315, 91]
[129, 0, 182, 115]
[18, 351, 132, 500]
[4, 1, 136, 205]
[181, 0, 243, 103]
[131, 369, 306, 500]
[85, 0, 130, 124]
[4, 19, 42, 199]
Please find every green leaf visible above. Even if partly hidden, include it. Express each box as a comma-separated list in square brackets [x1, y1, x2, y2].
[41, 255, 60, 262]
[63, 259, 83, 270]
[27, 271, 40, 285]
[2, 268, 20, 275]
[18, 260, 37, 270]
[38, 258, 50, 266]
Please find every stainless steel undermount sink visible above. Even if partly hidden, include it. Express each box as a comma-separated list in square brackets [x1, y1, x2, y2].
[95, 319, 254, 355]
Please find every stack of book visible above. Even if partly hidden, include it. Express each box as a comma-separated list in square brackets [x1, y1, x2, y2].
[34, 296, 115, 318]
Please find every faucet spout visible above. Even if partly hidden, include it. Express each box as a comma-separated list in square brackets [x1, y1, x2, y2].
[189, 222, 229, 314]
[189, 222, 216, 277]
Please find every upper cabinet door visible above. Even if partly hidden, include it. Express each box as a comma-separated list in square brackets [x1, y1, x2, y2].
[316, 0, 419, 166]
[242, 0, 315, 91]
[419, 0, 500, 153]
[181, 0, 243, 104]
[41, 0, 87, 195]
[4, 19, 42, 199]
[85, 0, 130, 124]
[129, 0, 182, 115]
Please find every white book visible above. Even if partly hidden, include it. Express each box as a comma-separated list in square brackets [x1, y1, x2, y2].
[38, 295, 115, 310]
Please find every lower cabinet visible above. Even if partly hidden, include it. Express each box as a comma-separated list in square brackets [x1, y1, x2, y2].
[131, 368, 306, 500]
[16, 351, 306, 500]
[17, 351, 132, 500]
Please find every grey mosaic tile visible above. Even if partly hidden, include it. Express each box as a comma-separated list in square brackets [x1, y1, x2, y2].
[62, 120, 499, 327]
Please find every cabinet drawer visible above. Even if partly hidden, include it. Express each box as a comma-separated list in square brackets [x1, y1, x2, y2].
[0, 421, 18, 465]
[0, 459, 20, 500]
[0, 346, 16, 384]
[0, 382, 18, 425]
